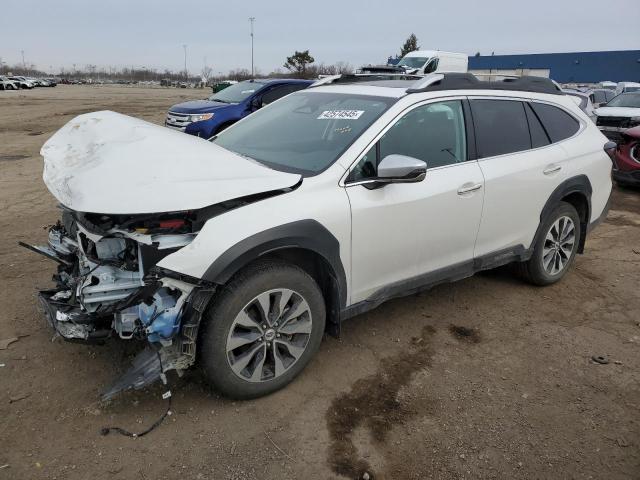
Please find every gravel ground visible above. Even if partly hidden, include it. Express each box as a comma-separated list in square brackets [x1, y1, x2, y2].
[0, 85, 639, 480]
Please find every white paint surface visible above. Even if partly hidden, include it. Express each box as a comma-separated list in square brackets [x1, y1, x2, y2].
[41, 111, 300, 214]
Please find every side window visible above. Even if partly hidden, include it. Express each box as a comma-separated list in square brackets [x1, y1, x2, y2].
[525, 103, 551, 148]
[592, 91, 606, 104]
[261, 85, 302, 106]
[348, 100, 467, 182]
[423, 58, 439, 73]
[470, 99, 531, 158]
[530, 102, 580, 143]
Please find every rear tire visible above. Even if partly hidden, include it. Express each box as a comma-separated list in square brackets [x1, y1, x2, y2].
[520, 202, 581, 286]
[199, 260, 326, 399]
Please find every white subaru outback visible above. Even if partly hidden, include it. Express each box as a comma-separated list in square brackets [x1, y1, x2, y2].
[25, 73, 613, 400]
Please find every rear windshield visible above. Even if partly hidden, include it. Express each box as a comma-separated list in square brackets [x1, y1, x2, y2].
[213, 91, 395, 175]
[606, 93, 640, 108]
[208, 80, 266, 103]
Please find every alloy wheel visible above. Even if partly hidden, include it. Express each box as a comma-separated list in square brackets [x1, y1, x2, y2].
[542, 216, 576, 275]
[226, 288, 313, 382]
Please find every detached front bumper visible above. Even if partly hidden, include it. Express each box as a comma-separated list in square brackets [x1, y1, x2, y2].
[613, 168, 640, 186]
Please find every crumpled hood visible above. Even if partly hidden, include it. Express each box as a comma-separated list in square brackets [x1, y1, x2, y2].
[41, 111, 301, 214]
[169, 100, 232, 114]
[594, 106, 640, 117]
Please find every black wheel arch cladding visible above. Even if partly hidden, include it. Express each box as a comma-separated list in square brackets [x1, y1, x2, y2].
[202, 219, 347, 335]
[534, 175, 592, 254]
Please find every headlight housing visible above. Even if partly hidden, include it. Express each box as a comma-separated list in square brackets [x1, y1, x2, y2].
[190, 113, 214, 122]
[629, 116, 640, 125]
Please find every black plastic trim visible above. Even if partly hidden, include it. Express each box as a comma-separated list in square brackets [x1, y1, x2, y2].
[587, 189, 612, 233]
[407, 73, 563, 95]
[340, 245, 530, 321]
[532, 175, 592, 254]
[462, 99, 478, 161]
[202, 220, 347, 307]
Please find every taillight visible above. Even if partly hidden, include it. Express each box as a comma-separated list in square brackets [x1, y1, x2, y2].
[603, 141, 618, 169]
[159, 219, 186, 229]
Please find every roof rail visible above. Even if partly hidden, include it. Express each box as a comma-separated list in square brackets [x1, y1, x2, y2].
[406, 73, 564, 95]
[406, 74, 444, 91]
[310, 75, 341, 87]
[310, 72, 423, 88]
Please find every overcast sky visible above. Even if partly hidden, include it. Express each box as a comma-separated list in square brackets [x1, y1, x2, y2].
[2, 0, 639, 75]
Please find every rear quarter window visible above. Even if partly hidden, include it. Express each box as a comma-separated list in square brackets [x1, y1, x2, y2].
[524, 103, 550, 148]
[530, 102, 580, 143]
[470, 99, 531, 158]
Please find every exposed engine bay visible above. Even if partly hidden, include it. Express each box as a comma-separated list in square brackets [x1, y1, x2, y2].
[22, 208, 216, 400]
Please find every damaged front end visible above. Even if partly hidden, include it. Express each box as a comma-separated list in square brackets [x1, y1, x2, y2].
[22, 209, 214, 400]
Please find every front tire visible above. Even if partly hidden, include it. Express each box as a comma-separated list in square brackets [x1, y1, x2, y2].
[520, 202, 581, 286]
[199, 260, 326, 399]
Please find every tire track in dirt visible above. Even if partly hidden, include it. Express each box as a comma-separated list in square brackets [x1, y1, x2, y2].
[325, 324, 481, 479]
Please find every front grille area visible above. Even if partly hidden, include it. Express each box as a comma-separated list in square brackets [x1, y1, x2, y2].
[602, 130, 624, 143]
[165, 111, 191, 131]
[596, 116, 628, 128]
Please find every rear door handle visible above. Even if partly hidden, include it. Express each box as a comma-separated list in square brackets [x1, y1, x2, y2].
[543, 165, 562, 175]
[457, 183, 483, 195]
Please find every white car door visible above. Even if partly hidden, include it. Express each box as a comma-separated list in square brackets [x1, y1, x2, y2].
[470, 98, 581, 258]
[344, 99, 485, 304]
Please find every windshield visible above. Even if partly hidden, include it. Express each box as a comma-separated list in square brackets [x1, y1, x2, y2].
[605, 93, 640, 108]
[213, 91, 394, 175]
[397, 56, 429, 69]
[208, 80, 266, 103]
[623, 86, 640, 93]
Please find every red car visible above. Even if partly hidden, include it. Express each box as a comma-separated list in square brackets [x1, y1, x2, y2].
[613, 126, 640, 187]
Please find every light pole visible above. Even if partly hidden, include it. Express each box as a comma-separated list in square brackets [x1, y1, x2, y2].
[21, 50, 25, 70]
[249, 17, 255, 78]
[183, 44, 188, 81]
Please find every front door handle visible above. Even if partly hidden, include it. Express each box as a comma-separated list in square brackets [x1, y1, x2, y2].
[543, 165, 562, 175]
[457, 183, 483, 195]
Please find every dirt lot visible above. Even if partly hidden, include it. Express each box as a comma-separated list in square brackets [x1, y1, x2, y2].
[1, 85, 639, 480]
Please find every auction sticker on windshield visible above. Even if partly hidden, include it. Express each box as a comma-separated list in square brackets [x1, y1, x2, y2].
[317, 110, 365, 120]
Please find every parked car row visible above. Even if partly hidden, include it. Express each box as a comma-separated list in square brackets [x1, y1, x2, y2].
[593, 91, 640, 187]
[0, 75, 57, 89]
[165, 78, 313, 138]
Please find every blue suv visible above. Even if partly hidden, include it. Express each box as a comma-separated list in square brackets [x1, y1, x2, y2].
[165, 78, 313, 138]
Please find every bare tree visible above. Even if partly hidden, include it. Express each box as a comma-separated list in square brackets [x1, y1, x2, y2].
[201, 65, 213, 84]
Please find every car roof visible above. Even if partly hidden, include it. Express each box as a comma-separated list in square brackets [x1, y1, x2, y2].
[403, 50, 464, 58]
[312, 83, 410, 98]
[310, 73, 564, 98]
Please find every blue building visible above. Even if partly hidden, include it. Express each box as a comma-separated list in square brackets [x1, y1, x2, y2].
[467, 50, 640, 83]
[389, 50, 640, 83]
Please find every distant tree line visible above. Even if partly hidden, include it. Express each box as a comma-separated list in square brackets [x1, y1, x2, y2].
[0, 61, 200, 83]
[0, 34, 420, 83]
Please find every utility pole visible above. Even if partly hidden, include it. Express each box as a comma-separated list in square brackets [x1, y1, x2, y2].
[249, 17, 255, 78]
[21, 50, 25, 70]
[183, 44, 188, 81]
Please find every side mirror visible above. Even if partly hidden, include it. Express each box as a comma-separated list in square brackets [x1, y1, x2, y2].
[250, 98, 262, 110]
[376, 154, 427, 184]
